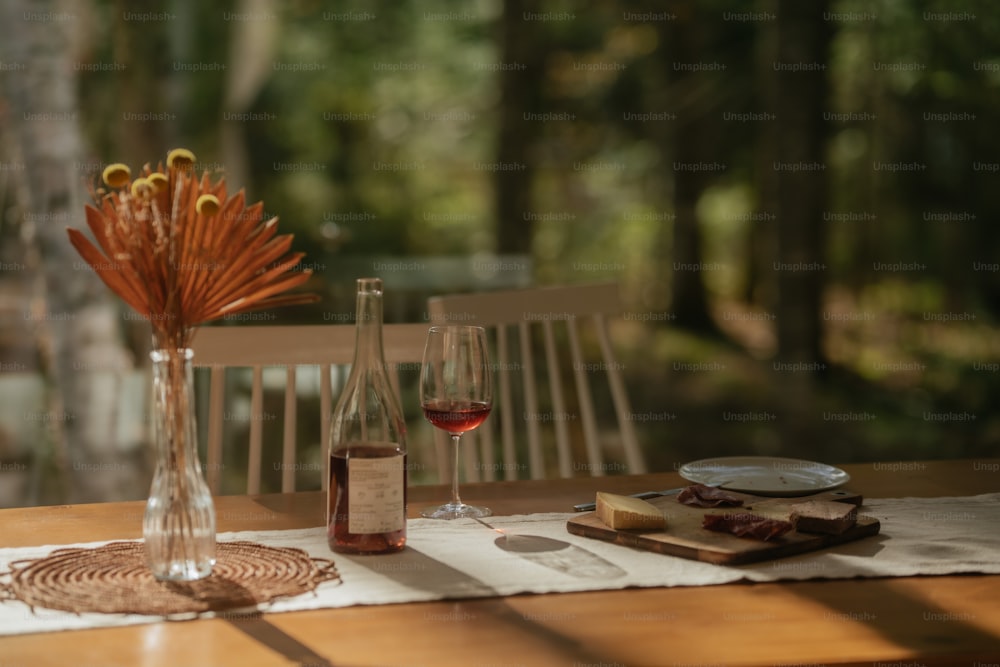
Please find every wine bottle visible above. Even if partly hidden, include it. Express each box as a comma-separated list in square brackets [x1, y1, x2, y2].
[328, 278, 407, 554]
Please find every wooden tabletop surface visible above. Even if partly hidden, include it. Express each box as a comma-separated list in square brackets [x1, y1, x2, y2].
[1, 458, 998, 666]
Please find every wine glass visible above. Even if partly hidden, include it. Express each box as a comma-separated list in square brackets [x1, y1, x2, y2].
[420, 325, 493, 519]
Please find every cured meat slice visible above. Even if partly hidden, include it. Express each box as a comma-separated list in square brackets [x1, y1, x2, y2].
[702, 512, 793, 541]
[677, 484, 745, 508]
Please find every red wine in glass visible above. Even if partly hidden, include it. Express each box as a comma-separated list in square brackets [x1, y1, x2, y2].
[422, 400, 492, 434]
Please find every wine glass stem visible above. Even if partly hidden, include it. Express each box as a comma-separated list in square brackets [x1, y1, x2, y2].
[450, 433, 463, 507]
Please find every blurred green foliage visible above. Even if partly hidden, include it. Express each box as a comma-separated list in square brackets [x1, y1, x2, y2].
[5, 0, 999, 497]
[83, 0, 1000, 444]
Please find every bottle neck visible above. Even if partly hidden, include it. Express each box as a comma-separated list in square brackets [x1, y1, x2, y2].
[353, 278, 385, 368]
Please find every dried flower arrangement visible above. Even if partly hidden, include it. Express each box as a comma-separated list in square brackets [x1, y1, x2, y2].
[66, 148, 318, 580]
[67, 147, 317, 349]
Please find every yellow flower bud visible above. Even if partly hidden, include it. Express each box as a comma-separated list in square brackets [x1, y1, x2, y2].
[196, 194, 221, 216]
[167, 148, 196, 170]
[130, 178, 153, 198]
[102, 163, 131, 188]
[147, 172, 168, 191]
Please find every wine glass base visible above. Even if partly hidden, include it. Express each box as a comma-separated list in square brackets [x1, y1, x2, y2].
[420, 502, 492, 520]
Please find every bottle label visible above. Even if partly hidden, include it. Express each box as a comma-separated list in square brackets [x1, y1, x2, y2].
[348, 454, 405, 534]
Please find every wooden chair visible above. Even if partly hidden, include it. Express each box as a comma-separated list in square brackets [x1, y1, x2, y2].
[426, 282, 646, 481]
[189, 323, 431, 495]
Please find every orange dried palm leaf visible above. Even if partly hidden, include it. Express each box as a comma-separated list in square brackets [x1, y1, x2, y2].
[67, 229, 150, 315]
[218, 254, 310, 305]
[181, 211, 277, 311]
[83, 205, 117, 258]
[214, 270, 315, 317]
[214, 291, 320, 318]
[196, 235, 298, 310]
[199, 190, 246, 252]
[196, 251, 307, 317]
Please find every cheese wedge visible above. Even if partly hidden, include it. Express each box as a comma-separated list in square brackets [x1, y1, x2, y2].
[595, 492, 667, 530]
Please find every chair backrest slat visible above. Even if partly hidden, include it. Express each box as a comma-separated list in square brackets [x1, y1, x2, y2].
[319, 363, 332, 491]
[207, 366, 225, 494]
[462, 429, 480, 483]
[281, 366, 297, 493]
[595, 312, 645, 474]
[567, 315, 604, 476]
[247, 366, 264, 495]
[495, 325, 518, 481]
[432, 426, 449, 483]
[541, 319, 572, 478]
[478, 422, 495, 482]
[517, 320, 545, 480]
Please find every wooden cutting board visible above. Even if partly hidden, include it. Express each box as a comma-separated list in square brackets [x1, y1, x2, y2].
[566, 488, 880, 565]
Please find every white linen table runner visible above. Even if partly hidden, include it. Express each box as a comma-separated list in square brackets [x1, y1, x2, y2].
[1, 492, 998, 636]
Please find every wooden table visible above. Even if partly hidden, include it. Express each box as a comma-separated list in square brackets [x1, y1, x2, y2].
[1, 458, 999, 666]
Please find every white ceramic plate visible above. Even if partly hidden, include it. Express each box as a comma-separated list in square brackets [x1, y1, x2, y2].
[678, 456, 850, 496]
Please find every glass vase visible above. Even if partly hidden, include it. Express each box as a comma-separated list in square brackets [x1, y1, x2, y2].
[144, 348, 216, 581]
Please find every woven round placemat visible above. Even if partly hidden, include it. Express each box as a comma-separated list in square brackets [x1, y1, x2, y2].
[0, 540, 340, 616]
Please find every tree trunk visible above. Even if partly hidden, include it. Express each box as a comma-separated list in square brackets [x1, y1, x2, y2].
[112, 0, 171, 163]
[494, 0, 541, 256]
[772, 0, 831, 371]
[221, 0, 278, 191]
[746, 0, 780, 309]
[0, 0, 141, 504]
[671, 128, 716, 331]
[663, 2, 718, 333]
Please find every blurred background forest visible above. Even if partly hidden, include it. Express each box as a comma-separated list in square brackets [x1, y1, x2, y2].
[1, 0, 999, 505]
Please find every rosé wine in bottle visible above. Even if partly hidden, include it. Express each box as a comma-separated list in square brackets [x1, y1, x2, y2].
[327, 278, 407, 554]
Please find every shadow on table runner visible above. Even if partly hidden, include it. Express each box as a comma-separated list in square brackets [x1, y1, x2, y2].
[335, 522, 627, 603]
[493, 534, 627, 579]
[342, 545, 498, 599]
